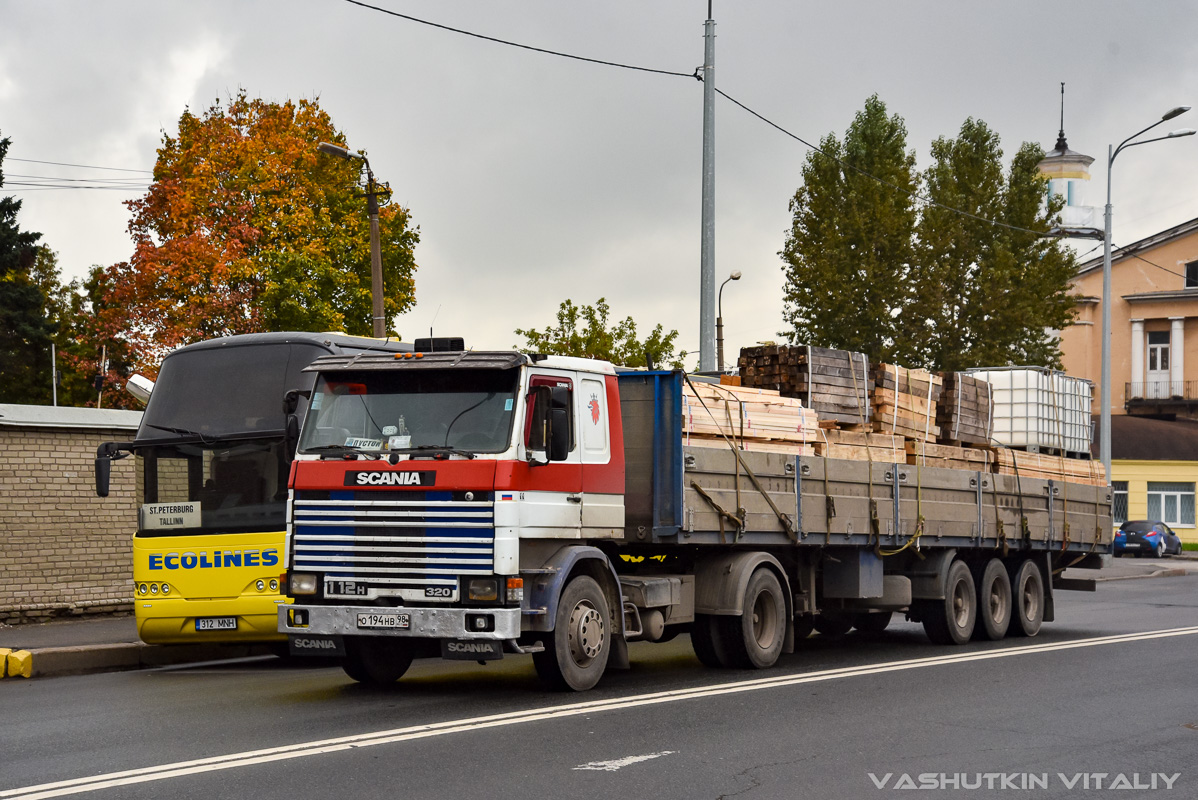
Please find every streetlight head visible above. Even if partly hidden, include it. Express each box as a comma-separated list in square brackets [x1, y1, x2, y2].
[1167, 128, 1197, 138]
[317, 141, 363, 160]
[1161, 106, 1190, 121]
[730, 271, 742, 280]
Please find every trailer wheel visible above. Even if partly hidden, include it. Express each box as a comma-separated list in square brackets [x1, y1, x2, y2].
[533, 575, 610, 691]
[690, 614, 729, 668]
[1009, 559, 1044, 638]
[921, 560, 976, 645]
[794, 613, 815, 641]
[973, 559, 1012, 641]
[718, 568, 786, 669]
[342, 638, 413, 685]
[813, 614, 853, 637]
[853, 611, 892, 634]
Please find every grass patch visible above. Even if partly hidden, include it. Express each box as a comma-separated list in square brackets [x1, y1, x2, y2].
[1184, 542, 1198, 552]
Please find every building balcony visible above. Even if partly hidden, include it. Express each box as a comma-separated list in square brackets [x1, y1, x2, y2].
[1126, 381, 1198, 417]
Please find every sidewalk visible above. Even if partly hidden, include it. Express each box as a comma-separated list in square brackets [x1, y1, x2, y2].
[2, 555, 1195, 680]
[0, 615, 273, 680]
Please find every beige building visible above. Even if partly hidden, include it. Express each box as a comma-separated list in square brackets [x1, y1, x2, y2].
[1061, 216, 1198, 415]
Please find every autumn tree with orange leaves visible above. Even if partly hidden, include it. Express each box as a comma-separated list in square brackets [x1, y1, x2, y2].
[99, 91, 420, 373]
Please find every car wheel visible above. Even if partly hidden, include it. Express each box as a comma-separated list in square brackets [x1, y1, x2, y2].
[1155, 540, 1165, 559]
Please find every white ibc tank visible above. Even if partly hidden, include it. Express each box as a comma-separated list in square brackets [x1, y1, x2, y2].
[965, 367, 1093, 454]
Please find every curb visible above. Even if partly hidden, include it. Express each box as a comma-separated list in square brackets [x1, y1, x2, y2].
[1094, 568, 1189, 582]
[0, 642, 276, 680]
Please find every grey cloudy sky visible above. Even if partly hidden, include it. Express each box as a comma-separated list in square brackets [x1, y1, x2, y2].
[3, 1, 1197, 366]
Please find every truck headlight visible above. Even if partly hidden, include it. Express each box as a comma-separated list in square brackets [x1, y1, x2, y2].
[291, 573, 318, 595]
[467, 578, 498, 602]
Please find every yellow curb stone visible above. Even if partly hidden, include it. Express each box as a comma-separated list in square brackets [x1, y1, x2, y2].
[6, 649, 32, 678]
[0, 648, 9, 678]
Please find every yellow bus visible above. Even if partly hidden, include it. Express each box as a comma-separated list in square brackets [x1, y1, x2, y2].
[97, 332, 408, 645]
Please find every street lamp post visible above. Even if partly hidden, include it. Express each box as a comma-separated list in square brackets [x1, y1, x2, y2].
[1100, 108, 1194, 481]
[716, 270, 741, 371]
[317, 141, 387, 339]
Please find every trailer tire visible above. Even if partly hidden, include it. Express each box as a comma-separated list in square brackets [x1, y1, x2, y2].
[853, 611, 892, 634]
[533, 575, 611, 691]
[690, 614, 728, 668]
[973, 559, 1012, 641]
[342, 638, 413, 685]
[1010, 559, 1045, 638]
[718, 568, 786, 669]
[921, 560, 976, 645]
[794, 613, 815, 641]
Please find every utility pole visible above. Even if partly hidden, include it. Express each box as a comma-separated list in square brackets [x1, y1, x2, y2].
[50, 344, 57, 407]
[698, 0, 716, 372]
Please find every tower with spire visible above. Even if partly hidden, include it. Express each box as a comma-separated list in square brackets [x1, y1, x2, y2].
[1037, 83, 1097, 230]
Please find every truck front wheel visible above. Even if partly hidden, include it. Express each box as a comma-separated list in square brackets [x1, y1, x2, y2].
[342, 638, 413, 685]
[718, 568, 786, 669]
[533, 575, 611, 691]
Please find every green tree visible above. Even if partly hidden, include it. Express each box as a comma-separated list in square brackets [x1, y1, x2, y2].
[912, 119, 1075, 370]
[0, 133, 57, 404]
[515, 298, 687, 369]
[780, 95, 919, 364]
[100, 91, 420, 371]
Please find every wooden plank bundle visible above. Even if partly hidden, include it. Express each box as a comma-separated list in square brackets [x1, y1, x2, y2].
[871, 364, 942, 442]
[937, 372, 994, 447]
[682, 380, 819, 454]
[738, 345, 870, 425]
[906, 440, 993, 471]
[986, 447, 1106, 486]
[812, 429, 905, 463]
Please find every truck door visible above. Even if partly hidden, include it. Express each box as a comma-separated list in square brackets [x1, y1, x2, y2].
[522, 374, 583, 537]
[579, 375, 624, 537]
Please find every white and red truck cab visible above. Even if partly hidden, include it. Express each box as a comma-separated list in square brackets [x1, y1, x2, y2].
[281, 340, 1111, 691]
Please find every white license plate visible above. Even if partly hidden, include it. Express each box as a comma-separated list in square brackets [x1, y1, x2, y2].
[357, 613, 410, 630]
[195, 617, 237, 631]
[1125, 543, 1141, 549]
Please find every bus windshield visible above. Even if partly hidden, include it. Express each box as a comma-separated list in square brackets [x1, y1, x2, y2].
[137, 439, 289, 534]
[298, 368, 520, 455]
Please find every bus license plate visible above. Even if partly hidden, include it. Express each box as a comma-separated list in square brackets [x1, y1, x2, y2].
[195, 617, 237, 631]
[357, 613, 410, 630]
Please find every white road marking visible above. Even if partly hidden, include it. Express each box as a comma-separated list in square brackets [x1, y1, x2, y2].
[573, 751, 677, 771]
[5, 625, 1198, 800]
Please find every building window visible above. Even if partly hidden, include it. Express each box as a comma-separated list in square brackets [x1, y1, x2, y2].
[1112, 481, 1128, 525]
[1187, 260, 1198, 288]
[1146, 482, 1195, 527]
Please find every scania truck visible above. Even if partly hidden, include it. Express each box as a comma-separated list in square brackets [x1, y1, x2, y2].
[280, 343, 1111, 690]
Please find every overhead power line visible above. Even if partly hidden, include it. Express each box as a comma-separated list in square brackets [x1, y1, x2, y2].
[339, 0, 696, 78]
[7, 157, 152, 174]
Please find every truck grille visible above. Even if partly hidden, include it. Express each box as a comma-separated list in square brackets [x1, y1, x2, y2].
[291, 490, 494, 591]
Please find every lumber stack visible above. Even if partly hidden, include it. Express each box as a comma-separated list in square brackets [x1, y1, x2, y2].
[683, 380, 818, 455]
[813, 430, 905, 463]
[987, 447, 1107, 486]
[906, 441, 993, 471]
[937, 372, 994, 447]
[738, 345, 870, 425]
[871, 364, 942, 442]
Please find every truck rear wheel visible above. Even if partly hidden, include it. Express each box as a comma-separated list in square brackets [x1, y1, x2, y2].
[1009, 559, 1044, 638]
[690, 614, 729, 668]
[973, 559, 1012, 641]
[533, 575, 611, 691]
[921, 560, 976, 645]
[718, 568, 786, 669]
[342, 638, 413, 685]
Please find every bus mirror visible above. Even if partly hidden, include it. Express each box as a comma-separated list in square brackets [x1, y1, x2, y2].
[285, 414, 300, 460]
[283, 388, 310, 415]
[94, 442, 130, 498]
[95, 456, 111, 498]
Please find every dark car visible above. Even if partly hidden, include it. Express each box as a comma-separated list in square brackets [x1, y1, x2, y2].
[1113, 520, 1184, 558]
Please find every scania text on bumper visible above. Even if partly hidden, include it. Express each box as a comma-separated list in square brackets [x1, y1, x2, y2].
[279, 605, 521, 639]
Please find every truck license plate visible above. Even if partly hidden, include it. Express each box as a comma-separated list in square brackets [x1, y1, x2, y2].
[195, 617, 237, 631]
[357, 613, 410, 630]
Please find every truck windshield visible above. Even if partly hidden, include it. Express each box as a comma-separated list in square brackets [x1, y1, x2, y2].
[298, 368, 520, 455]
[136, 439, 289, 535]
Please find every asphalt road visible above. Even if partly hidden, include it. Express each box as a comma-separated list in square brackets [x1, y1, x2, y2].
[3, 571, 1197, 800]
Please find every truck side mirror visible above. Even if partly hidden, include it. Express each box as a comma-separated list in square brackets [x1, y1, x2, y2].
[285, 414, 300, 461]
[549, 407, 570, 462]
[283, 388, 310, 415]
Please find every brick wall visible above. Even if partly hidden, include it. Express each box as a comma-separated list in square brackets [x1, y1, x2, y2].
[0, 424, 139, 623]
